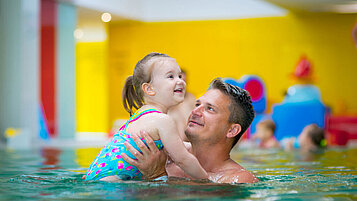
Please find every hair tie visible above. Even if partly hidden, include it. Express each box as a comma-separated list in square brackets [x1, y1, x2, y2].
[320, 139, 327, 147]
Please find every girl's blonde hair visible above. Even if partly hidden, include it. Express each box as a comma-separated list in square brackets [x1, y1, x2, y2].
[122, 52, 171, 115]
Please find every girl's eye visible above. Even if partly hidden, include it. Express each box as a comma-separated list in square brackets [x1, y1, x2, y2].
[168, 75, 174, 79]
[179, 74, 182, 79]
[195, 103, 200, 107]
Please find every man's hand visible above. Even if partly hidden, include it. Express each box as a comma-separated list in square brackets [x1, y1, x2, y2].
[121, 131, 167, 180]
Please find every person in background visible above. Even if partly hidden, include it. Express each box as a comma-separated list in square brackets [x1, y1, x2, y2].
[121, 78, 259, 184]
[282, 124, 326, 153]
[168, 69, 196, 141]
[252, 119, 280, 149]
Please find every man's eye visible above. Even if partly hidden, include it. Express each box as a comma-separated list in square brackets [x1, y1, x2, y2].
[208, 107, 214, 111]
[168, 75, 174, 79]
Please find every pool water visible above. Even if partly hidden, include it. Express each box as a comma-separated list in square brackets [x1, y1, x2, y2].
[0, 146, 356, 200]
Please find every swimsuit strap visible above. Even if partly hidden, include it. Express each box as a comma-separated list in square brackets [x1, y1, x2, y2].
[119, 109, 162, 131]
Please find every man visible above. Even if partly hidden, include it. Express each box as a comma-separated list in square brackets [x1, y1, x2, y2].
[121, 78, 259, 184]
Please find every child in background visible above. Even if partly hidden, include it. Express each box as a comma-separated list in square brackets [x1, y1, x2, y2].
[282, 124, 326, 152]
[85, 52, 208, 181]
[252, 119, 280, 149]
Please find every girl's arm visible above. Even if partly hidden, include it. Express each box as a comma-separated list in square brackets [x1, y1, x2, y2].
[157, 115, 208, 180]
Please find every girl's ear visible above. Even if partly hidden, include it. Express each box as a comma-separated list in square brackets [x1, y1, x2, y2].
[142, 83, 156, 96]
[226, 124, 242, 138]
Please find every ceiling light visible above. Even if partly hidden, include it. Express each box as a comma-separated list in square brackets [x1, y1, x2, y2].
[101, 12, 112, 22]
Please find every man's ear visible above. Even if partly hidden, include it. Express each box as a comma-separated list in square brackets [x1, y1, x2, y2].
[226, 124, 242, 138]
[142, 83, 156, 96]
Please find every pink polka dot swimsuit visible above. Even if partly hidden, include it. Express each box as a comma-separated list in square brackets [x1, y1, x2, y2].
[85, 109, 164, 181]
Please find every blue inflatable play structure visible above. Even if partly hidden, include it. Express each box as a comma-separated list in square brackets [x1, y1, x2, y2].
[272, 84, 326, 140]
[223, 76, 326, 140]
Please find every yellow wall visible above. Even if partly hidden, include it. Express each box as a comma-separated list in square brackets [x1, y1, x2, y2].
[76, 13, 357, 132]
[76, 42, 109, 132]
[107, 13, 357, 124]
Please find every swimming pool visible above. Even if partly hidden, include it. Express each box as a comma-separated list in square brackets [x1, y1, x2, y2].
[0, 146, 356, 200]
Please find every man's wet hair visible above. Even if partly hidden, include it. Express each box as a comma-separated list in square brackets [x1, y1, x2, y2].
[208, 78, 255, 148]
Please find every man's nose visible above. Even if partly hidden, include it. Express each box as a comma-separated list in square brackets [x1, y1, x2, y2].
[192, 105, 203, 116]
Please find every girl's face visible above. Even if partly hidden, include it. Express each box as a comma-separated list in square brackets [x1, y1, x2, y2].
[149, 57, 186, 107]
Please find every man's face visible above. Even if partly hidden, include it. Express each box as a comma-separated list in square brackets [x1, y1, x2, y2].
[185, 89, 232, 144]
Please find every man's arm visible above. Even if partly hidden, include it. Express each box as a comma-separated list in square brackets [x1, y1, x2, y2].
[120, 131, 168, 180]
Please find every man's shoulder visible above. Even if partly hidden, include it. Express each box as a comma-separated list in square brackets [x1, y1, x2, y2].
[221, 168, 259, 184]
[213, 161, 259, 184]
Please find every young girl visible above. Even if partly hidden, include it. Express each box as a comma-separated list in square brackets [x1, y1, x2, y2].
[85, 52, 208, 181]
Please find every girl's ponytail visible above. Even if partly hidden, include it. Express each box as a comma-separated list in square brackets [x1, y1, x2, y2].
[122, 76, 144, 115]
[123, 52, 170, 116]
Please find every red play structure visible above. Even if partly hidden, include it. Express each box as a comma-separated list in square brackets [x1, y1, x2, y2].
[326, 116, 357, 146]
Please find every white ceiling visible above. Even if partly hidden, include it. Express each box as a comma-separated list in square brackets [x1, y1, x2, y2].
[266, 0, 357, 13]
[60, 0, 357, 23]
[65, 0, 357, 42]
[64, 0, 288, 22]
